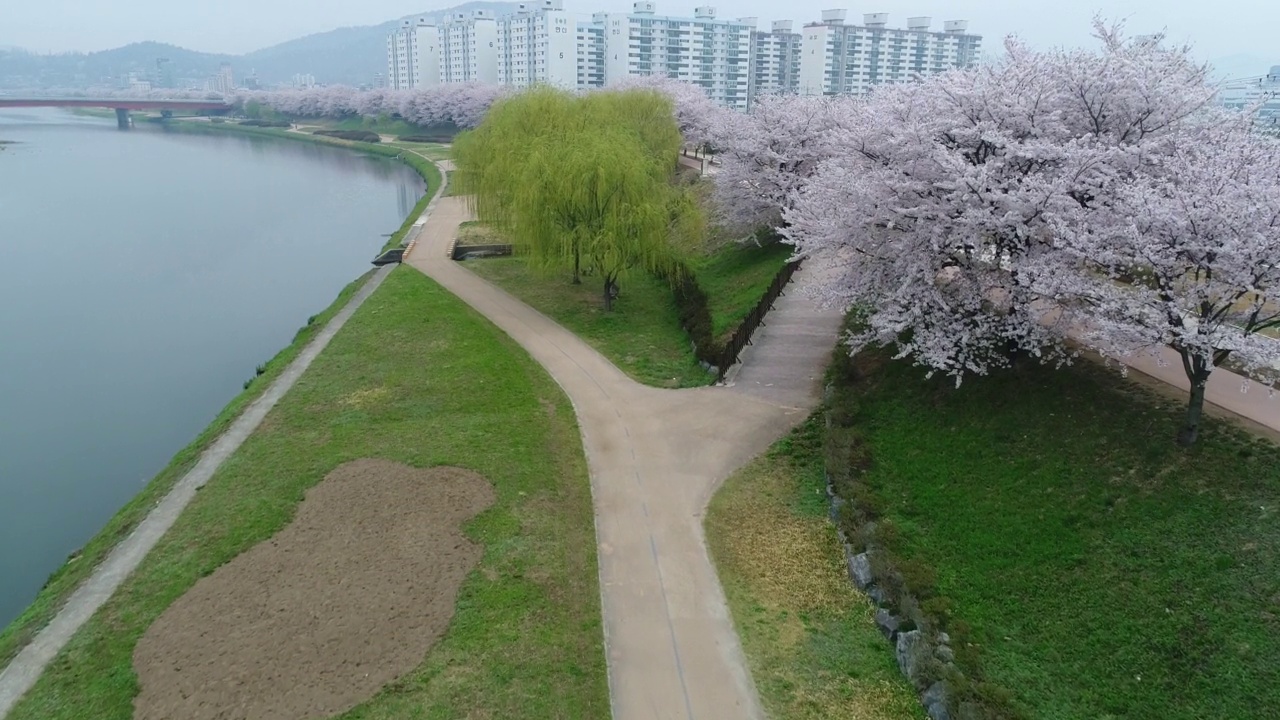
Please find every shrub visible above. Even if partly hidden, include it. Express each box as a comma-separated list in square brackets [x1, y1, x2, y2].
[398, 133, 456, 143]
[313, 129, 381, 143]
[662, 261, 723, 366]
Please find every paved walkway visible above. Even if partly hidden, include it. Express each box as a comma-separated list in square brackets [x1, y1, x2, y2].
[724, 262, 843, 406]
[404, 196, 843, 720]
[0, 265, 397, 718]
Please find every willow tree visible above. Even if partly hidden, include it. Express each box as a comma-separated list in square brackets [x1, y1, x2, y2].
[516, 127, 695, 310]
[452, 87, 577, 243]
[454, 86, 699, 307]
[579, 88, 684, 167]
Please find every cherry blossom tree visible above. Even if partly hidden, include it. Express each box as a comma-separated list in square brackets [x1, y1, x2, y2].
[232, 84, 505, 130]
[709, 93, 848, 237]
[784, 20, 1220, 387]
[1049, 113, 1280, 444]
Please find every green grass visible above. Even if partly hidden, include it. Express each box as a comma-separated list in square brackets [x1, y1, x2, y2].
[467, 256, 713, 387]
[705, 417, 924, 720]
[0, 271, 374, 668]
[692, 241, 793, 338]
[8, 267, 608, 719]
[328, 117, 421, 136]
[832, 347, 1280, 719]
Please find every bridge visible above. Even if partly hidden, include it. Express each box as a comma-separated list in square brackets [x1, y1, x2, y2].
[0, 98, 232, 129]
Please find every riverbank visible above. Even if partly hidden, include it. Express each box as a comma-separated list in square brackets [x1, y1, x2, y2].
[3, 267, 607, 719]
[1, 117, 447, 668]
[0, 270, 376, 669]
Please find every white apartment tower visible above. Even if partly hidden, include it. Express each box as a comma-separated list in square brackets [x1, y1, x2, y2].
[577, 16, 606, 88]
[440, 10, 500, 84]
[497, 0, 578, 89]
[386, 18, 441, 90]
[598, 3, 753, 111]
[798, 11, 980, 96]
[748, 19, 802, 102]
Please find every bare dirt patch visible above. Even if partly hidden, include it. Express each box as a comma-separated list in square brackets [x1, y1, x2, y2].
[132, 459, 495, 720]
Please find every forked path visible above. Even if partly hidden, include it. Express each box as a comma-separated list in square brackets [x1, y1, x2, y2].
[404, 196, 842, 720]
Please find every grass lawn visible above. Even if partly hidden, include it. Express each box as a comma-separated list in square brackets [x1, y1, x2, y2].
[7, 267, 608, 719]
[0, 271, 373, 669]
[705, 417, 924, 720]
[692, 241, 793, 338]
[833, 347, 1280, 719]
[467, 256, 713, 388]
[310, 116, 430, 138]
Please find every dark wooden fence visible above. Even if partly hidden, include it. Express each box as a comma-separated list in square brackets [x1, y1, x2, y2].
[714, 259, 802, 382]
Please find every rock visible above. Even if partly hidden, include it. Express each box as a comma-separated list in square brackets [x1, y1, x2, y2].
[922, 681, 951, 720]
[875, 608, 900, 640]
[867, 585, 889, 607]
[935, 644, 955, 664]
[895, 629, 925, 684]
[937, 631, 950, 645]
[848, 552, 874, 589]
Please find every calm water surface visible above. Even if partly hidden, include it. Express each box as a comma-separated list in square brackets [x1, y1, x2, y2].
[0, 110, 425, 626]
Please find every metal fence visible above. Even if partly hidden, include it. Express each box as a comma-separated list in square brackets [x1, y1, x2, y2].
[715, 259, 802, 382]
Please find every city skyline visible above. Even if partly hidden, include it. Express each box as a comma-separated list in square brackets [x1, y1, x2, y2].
[3, 0, 1277, 76]
[383, 3, 982, 109]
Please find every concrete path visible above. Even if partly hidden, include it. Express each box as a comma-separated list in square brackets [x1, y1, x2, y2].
[404, 196, 842, 720]
[0, 265, 396, 719]
[724, 262, 844, 406]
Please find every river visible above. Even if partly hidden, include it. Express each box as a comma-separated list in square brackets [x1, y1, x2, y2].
[0, 109, 426, 627]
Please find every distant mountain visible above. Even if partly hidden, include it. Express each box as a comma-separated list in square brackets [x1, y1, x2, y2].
[0, 2, 519, 90]
[241, 2, 519, 86]
[0, 42, 233, 90]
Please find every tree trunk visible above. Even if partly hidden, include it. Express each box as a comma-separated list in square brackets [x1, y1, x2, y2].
[1005, 338, 1022, 368]
[1176, 347, 1213, 447]
[1178, 381, 1208, 447]
[572, 251, 581, 285]
[603, 274, 619, 312]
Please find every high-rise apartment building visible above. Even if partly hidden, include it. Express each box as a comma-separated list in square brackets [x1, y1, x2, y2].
[381, 4, 982, 109]
[497, 0, 578, 89]
[577, 16, 606, 88]
[153, 57, 174, 88]
[440, 10, 500, 84]
[747, 19, 802, 102]
[797, 11, 980, 96]
[387, 18, 441, 90]
[596, 3, 753, 110]
[207, 62, 235, 94]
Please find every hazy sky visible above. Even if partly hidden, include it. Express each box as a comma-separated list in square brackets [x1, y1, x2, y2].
[3, 0, 1276, 73]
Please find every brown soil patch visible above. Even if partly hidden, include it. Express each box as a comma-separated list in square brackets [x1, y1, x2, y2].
[132, 459, 495, 720]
